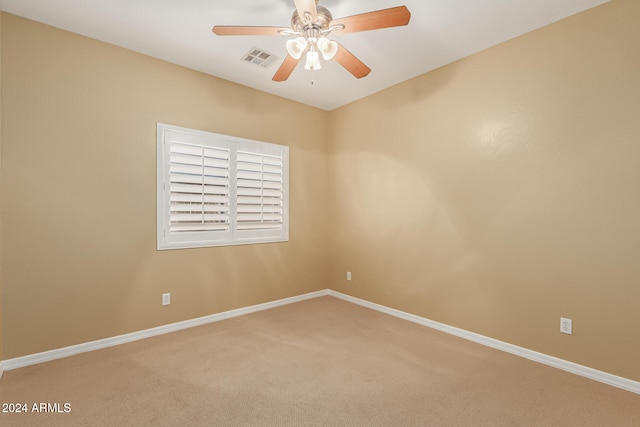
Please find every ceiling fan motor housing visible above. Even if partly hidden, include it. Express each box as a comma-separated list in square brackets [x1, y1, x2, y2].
[291, 5, 333, 35]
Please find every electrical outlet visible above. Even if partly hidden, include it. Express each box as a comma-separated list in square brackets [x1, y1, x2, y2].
[162, 293, 171, 306]
[346, 271, 352, 281]
[560, 317, 572, 335]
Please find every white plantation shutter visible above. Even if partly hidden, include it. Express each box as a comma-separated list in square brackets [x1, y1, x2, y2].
[158, 124, 288, 249]
[169, 143, 230, 233]
[236, 152, 284, 231]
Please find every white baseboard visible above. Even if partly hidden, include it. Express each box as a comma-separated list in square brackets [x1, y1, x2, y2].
[3, 288, 638, 395]
[328, 290, 640, 395]
[2, 290, 329, 371]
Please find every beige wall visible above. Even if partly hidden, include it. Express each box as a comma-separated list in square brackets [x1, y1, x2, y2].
[329, 0, 640, 381]
[1, 14, 329, 359]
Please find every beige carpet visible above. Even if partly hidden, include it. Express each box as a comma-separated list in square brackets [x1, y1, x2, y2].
[0, 296, 638, 426]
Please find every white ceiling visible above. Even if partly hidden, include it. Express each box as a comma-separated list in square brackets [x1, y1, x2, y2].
[0, 0, 609, 111]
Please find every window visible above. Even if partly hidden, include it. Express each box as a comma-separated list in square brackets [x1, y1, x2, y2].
[157, 123, 289, 250]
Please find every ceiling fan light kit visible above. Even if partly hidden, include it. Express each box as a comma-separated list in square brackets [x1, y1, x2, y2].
[212, 0, 411, 82]
[304, 49, 321, 71]
[286, 37, 307, 60]
[317, 37, 338, 60]
[286, 36, 337, 64]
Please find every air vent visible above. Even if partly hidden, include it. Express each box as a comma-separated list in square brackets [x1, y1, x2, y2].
[241, 47, 280, 69]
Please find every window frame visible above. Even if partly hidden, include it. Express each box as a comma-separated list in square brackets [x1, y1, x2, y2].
[157, 123, 289, 250]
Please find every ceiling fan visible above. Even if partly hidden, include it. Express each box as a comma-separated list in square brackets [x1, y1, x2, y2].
[212, 0, 411, 82]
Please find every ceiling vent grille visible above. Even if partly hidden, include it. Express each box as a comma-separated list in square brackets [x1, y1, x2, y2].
[241, 47, 280, 69]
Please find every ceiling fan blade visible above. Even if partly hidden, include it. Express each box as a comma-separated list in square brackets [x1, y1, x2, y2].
[293, 0, 318, 22]
[273, 55, 300, 82]
[333, 43, 371, 79]
[212, 26, 289, 36]
[332, 6, 411, 34]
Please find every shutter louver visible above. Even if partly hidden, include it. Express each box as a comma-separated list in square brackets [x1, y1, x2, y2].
[236, 151, 284, 231]
[169, 142, 230, 233]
